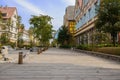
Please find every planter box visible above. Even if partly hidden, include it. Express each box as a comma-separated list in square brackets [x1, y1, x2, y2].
[75, 49, 120, 62]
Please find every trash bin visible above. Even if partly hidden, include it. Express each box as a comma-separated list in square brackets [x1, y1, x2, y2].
[18, 52, 23, 64]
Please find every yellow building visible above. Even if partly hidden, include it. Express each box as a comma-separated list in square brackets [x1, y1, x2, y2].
[64, 6, 76, 34]
[68, 21, 76, 34]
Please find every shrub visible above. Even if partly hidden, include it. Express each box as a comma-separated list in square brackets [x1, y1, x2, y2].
[60, 45, 71, 48]
[76, 45, 92, 51]
[95, 47, 120, 56]
[96, 44, 120, 47]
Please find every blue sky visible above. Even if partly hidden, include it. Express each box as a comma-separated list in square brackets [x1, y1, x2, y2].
[0, 0, 75, 30]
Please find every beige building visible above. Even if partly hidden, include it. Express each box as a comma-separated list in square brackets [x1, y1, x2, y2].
[22, 30, 30, 46]
[0, 7, 18, 43]
[64, 6, 76, 34]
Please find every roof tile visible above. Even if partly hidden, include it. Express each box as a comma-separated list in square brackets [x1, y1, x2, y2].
[0, 7, 17, 18]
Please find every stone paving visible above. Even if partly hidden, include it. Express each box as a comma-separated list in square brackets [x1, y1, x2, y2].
[0, 48, 120, 80]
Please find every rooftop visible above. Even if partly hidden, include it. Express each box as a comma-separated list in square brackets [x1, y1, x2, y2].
[0, 7, 17, 18]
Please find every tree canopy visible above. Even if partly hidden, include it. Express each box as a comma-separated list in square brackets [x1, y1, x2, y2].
[16, 16, 25, 47]
[29, 15, 54, 46]
[95, 0, 120, 46]
[58, 26, 72, 46]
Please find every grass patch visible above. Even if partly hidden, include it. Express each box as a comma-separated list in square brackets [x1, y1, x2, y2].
[95, 47, 120, 56]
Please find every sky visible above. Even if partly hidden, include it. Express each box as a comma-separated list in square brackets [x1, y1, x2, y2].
[0, 0, 75, 30]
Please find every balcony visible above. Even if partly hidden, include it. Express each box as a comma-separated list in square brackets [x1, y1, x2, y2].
[74, 8, 81, 19]
[76, 21, 82, 30]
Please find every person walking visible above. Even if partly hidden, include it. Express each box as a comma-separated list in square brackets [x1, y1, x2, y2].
[1, 46, 9, 61]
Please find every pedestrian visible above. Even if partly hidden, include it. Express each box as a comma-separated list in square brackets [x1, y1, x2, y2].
[1, 46, 9, 61]
[23, 51, 30, 59]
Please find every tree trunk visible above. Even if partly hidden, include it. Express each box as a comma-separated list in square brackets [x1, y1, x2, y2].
[111, 33, 117, 47]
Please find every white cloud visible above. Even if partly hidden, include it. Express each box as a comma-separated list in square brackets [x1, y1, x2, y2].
[13, 0, 46, 15]
[52, 19, 63, 30]
[62, 0, 75, 5]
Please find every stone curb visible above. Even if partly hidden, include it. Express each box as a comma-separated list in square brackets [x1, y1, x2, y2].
[74, 49, 120, 62]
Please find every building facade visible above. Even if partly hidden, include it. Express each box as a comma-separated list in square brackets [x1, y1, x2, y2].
[22, 30, 30, 46]
[0, 7, 18, 43]
[64, 6, 76, 34]
[74, 0, 100, 45]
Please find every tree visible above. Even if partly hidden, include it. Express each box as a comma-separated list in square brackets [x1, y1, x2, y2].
[91, 32, 110, 45]
[0, 33, 9, 45]
[95, 0, 120, 46]
[16, 16, 24, 48]
[28, 26, 35, 47]
[51, 39, 57, 47]
[58, 26, 72, 46]
[17, 38, 24, 48]
[29, 15, 53, 47]
[6, 18, 12, 42]
[18, 24, 24, 47]
[0, 11, 2, 22]
[0, 12, 11, 45]
[0, 11, 6, 30]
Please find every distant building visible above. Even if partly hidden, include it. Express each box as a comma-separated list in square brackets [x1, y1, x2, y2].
[54, 30, 59, 39]
[0, 7, 18, 43]
[22, 30, 30, 46]
[64, 6, 76, 34]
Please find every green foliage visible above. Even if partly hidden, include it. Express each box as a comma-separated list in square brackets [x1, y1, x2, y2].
[0, 11, 2, 21]
[8, 42, 16, 48]
[76, 45, 92, 51]
[15, 15, 25, 48]
[17, 38, 24, 48]
[28, 26, 35, 47]
[17, 16, 21, 27]
[29, 15, 54, 47]
[60, 45, 71, 49]
[91, 32, 110, 44]
[51, 39, 57, 47]
[96, 44, 120, 47]
[28, 26, 34, 36]
[95, 0, 120, 46]
[58, 26, 73, 46]
[0, 17, 12, 42]
[0, 33, 9, 45]
[0, 12, 6, 29]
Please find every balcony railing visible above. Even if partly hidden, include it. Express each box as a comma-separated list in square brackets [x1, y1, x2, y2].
[74, 8, 81, 19]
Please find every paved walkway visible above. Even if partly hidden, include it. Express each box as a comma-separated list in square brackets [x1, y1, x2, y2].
[0, 48, 120, 80]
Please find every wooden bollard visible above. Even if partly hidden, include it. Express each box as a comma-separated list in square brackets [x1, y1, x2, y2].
[37, 48, 42, 54]
[18, 52, 23, 64]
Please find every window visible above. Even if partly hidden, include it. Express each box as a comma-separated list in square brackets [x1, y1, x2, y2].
[14, 15, 17, 18]
[83, 0, 89, 6]
[2, 13, 7, 17]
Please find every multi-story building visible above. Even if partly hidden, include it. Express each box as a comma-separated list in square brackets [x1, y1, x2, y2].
[74, 0, 100, 45]
[0, 7, 18, 43]
[22, 30, 30, 46]
[64, 6, 76, 34]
